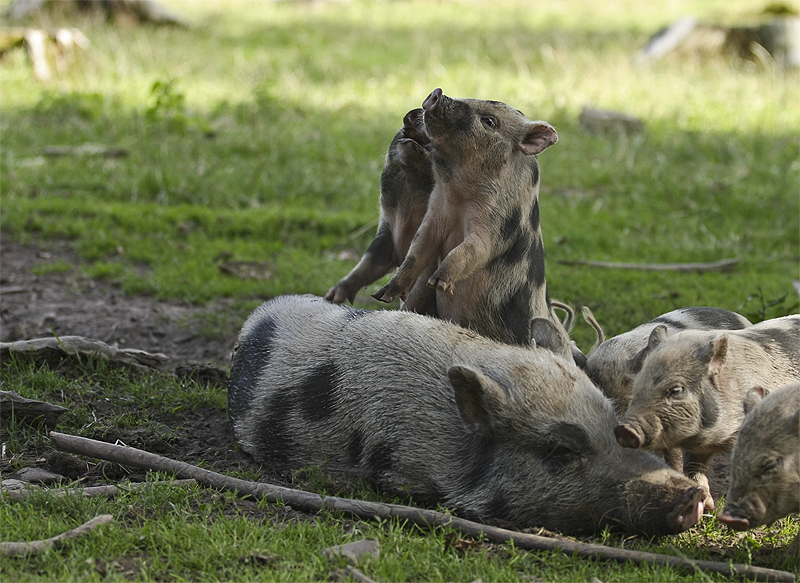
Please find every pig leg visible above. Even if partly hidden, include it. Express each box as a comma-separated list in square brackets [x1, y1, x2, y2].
[373, 218, 441, 303]
[663, 447, 684, 473]
[326, 220, 399, 304]
[427, 231, 493, 294]
[402, 264, 439, 315]
[683, 451, 715, 510]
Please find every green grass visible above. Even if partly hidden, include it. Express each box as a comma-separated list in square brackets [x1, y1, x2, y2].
[1, 0, 799, 580]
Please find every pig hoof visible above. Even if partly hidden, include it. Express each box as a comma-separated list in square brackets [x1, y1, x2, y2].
[614, 424, 643, 449]
[372, 286, 396, 303]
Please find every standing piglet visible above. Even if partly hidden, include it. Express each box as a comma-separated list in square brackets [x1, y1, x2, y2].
[325, 108, 435, 311]
[615, 315, 800, 508]
[718, 381, 799, 557]
[229, 294, 707, 538]
[373, 88, 570, 353]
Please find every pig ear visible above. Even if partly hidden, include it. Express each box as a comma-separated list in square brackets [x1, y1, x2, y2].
[630, 325, 667, 373]
[518, 122, 558, 155]
[742, 386, 766, 415]
[448, 365, 506, 436]
[530, 318, 572, 360]
[708, 335, 729, 375]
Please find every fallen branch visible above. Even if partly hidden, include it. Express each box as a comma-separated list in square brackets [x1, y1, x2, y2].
[50, 431, 795, 583]
[0, 514, 112, 557]
[557, 258, 739, 273]
[3, 479, 196, 502]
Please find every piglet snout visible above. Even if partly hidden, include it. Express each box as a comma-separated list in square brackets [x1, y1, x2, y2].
[667, 486, 706, 533]
[614, 423, 643, 449]
[423, 88, 443, 112]
[718, 509, 751, 531]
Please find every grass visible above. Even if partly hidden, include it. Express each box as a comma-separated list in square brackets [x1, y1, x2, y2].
[1, 0, 799, 580]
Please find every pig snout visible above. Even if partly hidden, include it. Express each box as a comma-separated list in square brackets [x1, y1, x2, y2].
[667, 486, 706, 533]
[614, 423, 644, 449]
[423, 88, 443, 112]
[718, 509, 751, 531]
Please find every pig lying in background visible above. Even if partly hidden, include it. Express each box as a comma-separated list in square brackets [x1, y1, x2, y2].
[584, 306, 753, 416]
[229, 294, 706, 537]
[325, 108, 435, 312]
[373, 88, 571, 355]
[615, 315, 800, 509]
[719, 381, 799, 553]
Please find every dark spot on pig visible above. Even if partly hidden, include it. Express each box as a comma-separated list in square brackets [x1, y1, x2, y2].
[699, 388, 719, 429]
[365, 443, 395, 479]
[527, 237, 546, 288]
[684, 307, 750, 330]
[501, 207, 522, 241]
[254, 385, 296, 469]
[484, 493, 511, 520]
[460, 433, 496, 490]
[365, 221, 396, 267]
[530, 158, 540, 188]
[229, 315, 277, 420]
[500, 233, 531, 267]
[347, 429, 365, 465]
[745, 327, 800, 364]
[431, 150, 453, 183]
[297, 362, 340, 422]
[529, 199, 540, 232]
[498, 285, 534, 344]
[380, 168, 403, 208]
[652, 315, 688, 330]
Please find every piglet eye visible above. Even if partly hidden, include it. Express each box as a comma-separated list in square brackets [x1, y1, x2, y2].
[669, 386, 684, 397]
[481, 116, 497, 129]
[761, 459, 781, 475]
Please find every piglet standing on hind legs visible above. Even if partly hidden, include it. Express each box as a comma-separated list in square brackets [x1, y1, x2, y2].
[325, 108, 436, 313]
[373, 88, 573, 357]
[614, 314, 800, 510]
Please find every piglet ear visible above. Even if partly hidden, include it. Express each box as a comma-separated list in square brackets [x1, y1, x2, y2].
[449, 365, 506, 436]
[629, 325, 668, 373]
[708, 335, 729, 375]
[530, 318, 572, 360]
[742, 386, 766, 415]
[518, 121, 558, 155]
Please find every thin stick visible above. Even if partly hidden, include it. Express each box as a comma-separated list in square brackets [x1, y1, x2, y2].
[3, 479, 196, 502]
[557, 258, 739, 273]
[50, 431, 795, 583]
[0, 514, 112, 557]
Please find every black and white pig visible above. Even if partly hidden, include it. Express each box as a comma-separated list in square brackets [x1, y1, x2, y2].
[718, 381, 799, 545]
[228, 294, 707, 537]
[615, 315, 800, 509]
[325, 108, 435, 312]
[372, 89, 571, 355]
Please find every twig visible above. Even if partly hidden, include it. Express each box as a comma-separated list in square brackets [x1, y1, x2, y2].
[3, 479, 196, 502]
[0, 514, 112, 557]
[557, 258, 739, 273]
[50, 431, 795, 583]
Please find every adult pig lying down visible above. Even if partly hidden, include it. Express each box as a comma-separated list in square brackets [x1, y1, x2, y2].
[229, 295, 706, 537]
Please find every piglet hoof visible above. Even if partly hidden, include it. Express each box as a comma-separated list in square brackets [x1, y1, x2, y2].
[667, 486, 705, 533]
[614, 424, 643, 449]
[718, 509, 750, 531]
[324, 285, 352, 305]
[372, 285, 397, 304]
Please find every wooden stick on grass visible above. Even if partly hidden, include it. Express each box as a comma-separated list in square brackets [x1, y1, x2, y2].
[0, 514, 113, 557]
[557, 258, 739, 273]
[50, 431, 795, 583]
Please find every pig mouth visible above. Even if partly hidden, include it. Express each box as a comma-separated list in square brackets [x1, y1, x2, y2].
[666, 486, 706, 533]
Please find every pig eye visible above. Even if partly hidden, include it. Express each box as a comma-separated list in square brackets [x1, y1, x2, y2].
[760, 458, 781, 476]
[667, 386, 684, 397]
[481, 116, 498, 130]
